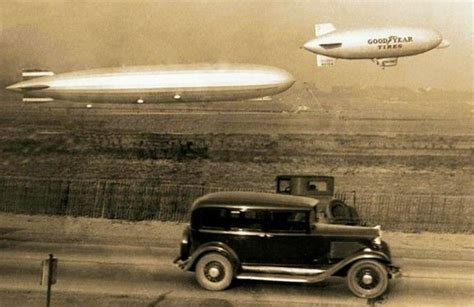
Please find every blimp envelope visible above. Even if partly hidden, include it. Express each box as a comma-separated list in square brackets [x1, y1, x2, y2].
[304, 23, 449, 68]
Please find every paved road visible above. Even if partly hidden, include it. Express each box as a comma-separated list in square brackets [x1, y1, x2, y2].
[0, 228, 473, 307]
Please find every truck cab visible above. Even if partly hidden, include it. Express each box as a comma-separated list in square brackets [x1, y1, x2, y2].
[276, 175, 361, 225]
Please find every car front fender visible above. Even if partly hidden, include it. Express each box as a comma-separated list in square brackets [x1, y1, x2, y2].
[326, 250, 391, 277]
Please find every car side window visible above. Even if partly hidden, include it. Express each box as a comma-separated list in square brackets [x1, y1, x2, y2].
[308, 180, 328, 192]
[229, 209, 266, 232]
[277, 179, 291, 194]
[268, 210, 308, 233]
[193, 208, 228, 230]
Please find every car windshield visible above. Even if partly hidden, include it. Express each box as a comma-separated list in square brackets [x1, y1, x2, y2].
[277, 179, 291, 194]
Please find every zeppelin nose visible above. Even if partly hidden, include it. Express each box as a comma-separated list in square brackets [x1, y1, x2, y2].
[278, 70, 296, 90]
[285, 71, 296, 85]
[303, 39, 320, 53]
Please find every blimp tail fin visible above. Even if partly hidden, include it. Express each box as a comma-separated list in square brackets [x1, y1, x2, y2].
[22, 69, 54, 81]
[317, 55, 336, 67]
[22, 97, 54, 103]
[315, 23, 336, 37]
[437, 39, 450, 49]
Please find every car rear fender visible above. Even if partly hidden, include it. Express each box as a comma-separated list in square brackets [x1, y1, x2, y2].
[185, 242, 240, 273]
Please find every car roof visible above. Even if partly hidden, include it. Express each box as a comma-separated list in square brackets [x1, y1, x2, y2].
[192, 191, 319, 211]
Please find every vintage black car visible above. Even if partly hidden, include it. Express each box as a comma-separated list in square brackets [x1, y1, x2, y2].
[174, 191, 400, 299]
[276, 175, 361, 225]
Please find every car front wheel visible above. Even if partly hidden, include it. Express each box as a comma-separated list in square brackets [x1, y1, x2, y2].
[347, 260, 389, 298]
[195, 253, 234, 291]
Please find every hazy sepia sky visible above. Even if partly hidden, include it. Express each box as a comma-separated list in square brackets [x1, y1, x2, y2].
[1, 0, 472, 91]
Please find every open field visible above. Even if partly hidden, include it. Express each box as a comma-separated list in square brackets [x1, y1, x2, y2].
[0, 96, 472, 193]
[0, 91, 473, 231]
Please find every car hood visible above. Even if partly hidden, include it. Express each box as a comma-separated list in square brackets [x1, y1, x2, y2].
[312, 223, 380, 239]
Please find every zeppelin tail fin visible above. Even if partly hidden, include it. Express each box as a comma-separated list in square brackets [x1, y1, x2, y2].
[315, 23, 336, 37]
[22, 97, 54, 103]
[317, 55, 336, 67]
[22, 69, 54, 80]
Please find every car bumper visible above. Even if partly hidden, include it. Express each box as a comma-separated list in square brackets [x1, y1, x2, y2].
[388, 264, 402, 279]
[173, 256, 191, 270]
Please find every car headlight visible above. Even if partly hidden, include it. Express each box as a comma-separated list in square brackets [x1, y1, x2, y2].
[373, 225, 382, 246]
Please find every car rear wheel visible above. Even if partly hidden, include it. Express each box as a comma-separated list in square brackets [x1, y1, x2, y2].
[195, 253, 234, 291]
[347, 260, 388, 298]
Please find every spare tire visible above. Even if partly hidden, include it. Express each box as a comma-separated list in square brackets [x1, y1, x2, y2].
[347, 206, 361, 225]
[326, 200, 351, 223]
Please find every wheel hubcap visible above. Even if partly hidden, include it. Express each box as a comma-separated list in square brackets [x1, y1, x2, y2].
[204, 261, 225, 282]
[208, 267, 220, 278]
[362, 273, 373, 285]
[356, 268, 380, 290]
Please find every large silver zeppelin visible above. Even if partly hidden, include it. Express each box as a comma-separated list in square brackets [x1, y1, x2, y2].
[6, 64, 295, 103]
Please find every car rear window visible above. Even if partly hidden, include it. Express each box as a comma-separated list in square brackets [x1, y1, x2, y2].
[268, 210, 308, 233]
[308, 180, 328, 192]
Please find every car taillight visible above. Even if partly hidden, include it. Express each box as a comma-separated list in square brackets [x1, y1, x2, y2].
[180, 226, 191, 259]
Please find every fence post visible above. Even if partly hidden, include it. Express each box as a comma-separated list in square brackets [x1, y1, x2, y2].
[428, 194, 434, 230]
[93, 180, 101, 218]
[456, 197, 463, 232]
[101, 181, 108, 219]
[59, 180, 70, 216]
[175, 186, 182, 222]
[352, 191, 357, 208]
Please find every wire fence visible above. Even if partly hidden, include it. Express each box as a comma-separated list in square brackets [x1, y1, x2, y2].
[0, 177, 472, 233]
[345, 192, 473, 233]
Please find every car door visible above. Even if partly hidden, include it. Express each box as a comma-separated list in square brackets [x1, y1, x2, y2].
[263, 210, 326, 266]
[226, 208, 267, 264]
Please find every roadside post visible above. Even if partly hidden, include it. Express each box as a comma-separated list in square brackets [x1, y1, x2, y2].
[41, 254, 58, 307]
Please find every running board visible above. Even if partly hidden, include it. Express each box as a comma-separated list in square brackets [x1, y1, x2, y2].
[238, 265, 328, 284]
[236, 272, 325, 284]
[241, 265, 325, 276]
[237, 273, 312, 283]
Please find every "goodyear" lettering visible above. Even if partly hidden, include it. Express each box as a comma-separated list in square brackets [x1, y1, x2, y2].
[368, 36, 413, 44]
[368, 35, 413, 49]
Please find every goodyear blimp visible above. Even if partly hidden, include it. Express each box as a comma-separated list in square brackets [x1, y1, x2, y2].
[304, 24, 450, 68]
[6, 64, 295, 103]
